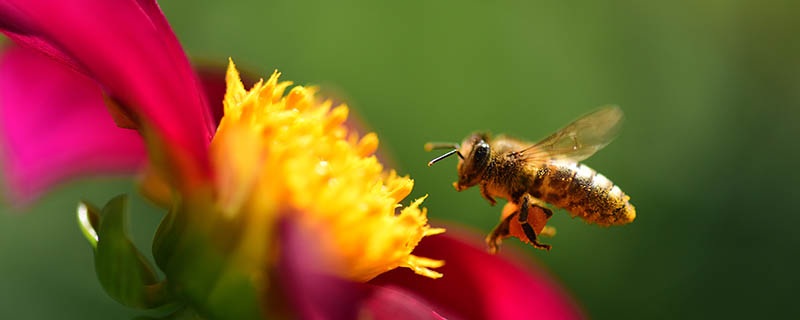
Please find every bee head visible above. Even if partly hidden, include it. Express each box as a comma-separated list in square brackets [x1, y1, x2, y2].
[425, 133, 491, 191]
[454, 133, 491, 190]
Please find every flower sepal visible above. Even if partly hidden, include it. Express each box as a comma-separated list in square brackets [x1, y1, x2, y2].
[77, 195, 172, 309]
[152, 190, 264, 319]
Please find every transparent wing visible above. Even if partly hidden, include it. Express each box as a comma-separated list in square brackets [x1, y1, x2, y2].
[520, 106, 624, 164]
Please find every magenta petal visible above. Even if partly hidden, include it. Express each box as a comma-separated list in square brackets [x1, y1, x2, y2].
[360, 284, 446, 320]
[0, 0, 214, 182]
[0, 45, 146, 202]
[196, 67, 228, 128]
[370, 230, 585, 320]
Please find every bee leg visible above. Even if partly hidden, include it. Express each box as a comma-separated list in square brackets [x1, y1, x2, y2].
[529, 198, 555, 219]
[517, 195, 552, 251]
[486, 212, 518, 254]
[480, 184, 497, 206]
[540, 204, 554, 219]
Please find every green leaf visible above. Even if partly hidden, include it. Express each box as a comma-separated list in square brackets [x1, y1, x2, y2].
[76, 200, 101, 249]
[91, 194, 172, 309]
[152, 198, 184, 272]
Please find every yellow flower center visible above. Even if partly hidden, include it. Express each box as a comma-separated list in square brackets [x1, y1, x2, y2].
[210, 60, 444, 281]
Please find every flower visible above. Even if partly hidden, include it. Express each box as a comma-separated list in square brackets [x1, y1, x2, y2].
[0, 1, 583, 319]
[213, 61, 445, 281]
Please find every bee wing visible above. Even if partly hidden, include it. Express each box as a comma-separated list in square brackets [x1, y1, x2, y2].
[520, 106, 624, 164]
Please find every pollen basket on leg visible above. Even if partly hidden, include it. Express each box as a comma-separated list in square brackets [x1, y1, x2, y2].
[211, 60, 444, 282]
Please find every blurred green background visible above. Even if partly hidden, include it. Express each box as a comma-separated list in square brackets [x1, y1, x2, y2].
[2, 0, 799, 319]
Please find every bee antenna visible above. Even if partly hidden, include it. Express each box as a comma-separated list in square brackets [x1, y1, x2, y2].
[428, 149, 463, 167]
[424, 142, 459, 151]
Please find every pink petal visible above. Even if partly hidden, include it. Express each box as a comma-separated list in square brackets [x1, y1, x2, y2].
[0, 45, 146, 203]
[0, 0, 214, 185]
[196, 67, 227, 128]
[370, 229, 585, 320]
[360, 285, 446, 320]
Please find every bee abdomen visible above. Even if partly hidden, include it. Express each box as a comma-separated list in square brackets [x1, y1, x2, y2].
[530, 163, 635, 226]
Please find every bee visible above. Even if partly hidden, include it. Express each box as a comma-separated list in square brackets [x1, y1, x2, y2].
[425, 106, 636, 253]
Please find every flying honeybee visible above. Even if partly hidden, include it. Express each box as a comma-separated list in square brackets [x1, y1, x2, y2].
[425, 106, 636, 253]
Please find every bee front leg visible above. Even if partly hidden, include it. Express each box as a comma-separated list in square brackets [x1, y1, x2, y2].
[480, 184, 497, 206]
[517, 194, 552, 251]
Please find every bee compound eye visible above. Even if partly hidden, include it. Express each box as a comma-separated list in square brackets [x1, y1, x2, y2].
[476, 146, 487, 157]
[474, 141, 490, 162]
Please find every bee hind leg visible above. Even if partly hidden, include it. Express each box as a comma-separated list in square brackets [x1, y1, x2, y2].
[518, 195, 552, 251]
[529, 197, 553, 218]
[486, 212, 516, 254]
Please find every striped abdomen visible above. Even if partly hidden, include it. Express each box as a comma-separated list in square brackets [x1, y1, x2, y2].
[529, 162, 635, 226]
